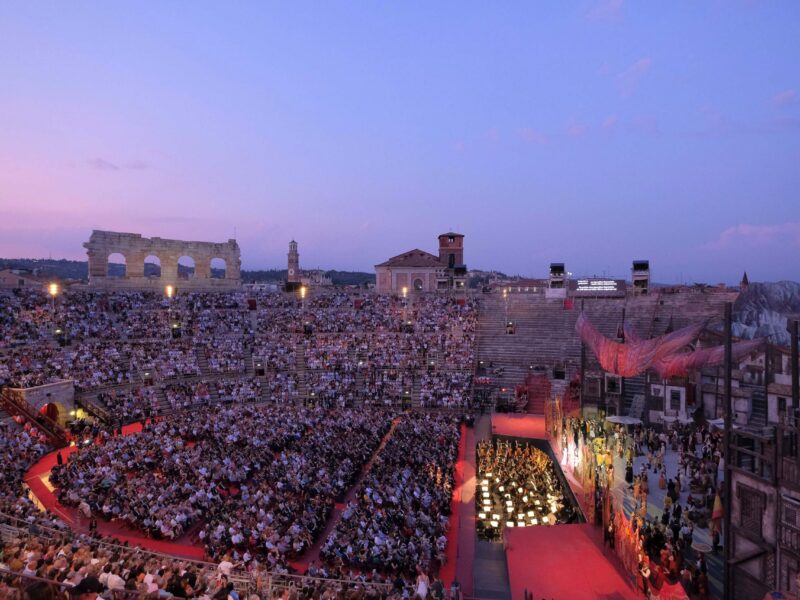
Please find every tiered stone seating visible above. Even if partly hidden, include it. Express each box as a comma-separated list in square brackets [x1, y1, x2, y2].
[477, 288, 739, 410]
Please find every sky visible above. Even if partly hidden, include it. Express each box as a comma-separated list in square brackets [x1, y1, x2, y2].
[1, 1, 798, 283]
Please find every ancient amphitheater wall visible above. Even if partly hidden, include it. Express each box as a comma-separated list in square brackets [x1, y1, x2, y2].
[83, 230, 241, 290]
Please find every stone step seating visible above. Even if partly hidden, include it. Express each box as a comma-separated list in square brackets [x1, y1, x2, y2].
[476, 289, 737, 399]
[243, 346, 254, 376]
[295, 340, 308, 403]
[195, 348, 211, 377]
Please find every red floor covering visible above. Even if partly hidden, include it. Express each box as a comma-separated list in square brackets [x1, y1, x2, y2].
[492, 414, 639, 599]
[439, 422, 466, 588]
[23, 421, 206, 560]
[453, 425, 476, 596]
[491, 413, 547, 440]
[504, 524, 639, 600]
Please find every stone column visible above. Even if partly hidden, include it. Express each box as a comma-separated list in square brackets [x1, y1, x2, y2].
[227, 254, 241, 280]
[195, 256, 211, 280]
[126, 251, 146, 278]
[86, 250, 107, 279]
[161, 253, 179, 283]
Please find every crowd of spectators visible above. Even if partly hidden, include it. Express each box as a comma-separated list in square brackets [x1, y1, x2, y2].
[1, 289, 477, 412]
[202, 338, 247, 374]
[0, 287, 478, 596]
[321, 414, 459, 576]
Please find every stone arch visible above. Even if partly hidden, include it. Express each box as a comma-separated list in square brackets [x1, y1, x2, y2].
[177, 255, 196, 279]
[84, 230, 241, 289]
[107, 252, 127, 277]
[144, 255, 161, 278]
[210, 257, 227, 279]
[413, 278, 424, 291]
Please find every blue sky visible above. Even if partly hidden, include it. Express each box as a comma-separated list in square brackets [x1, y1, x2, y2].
[1, 1, 798, 282]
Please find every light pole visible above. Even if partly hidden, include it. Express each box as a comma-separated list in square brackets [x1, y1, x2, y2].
[503, 287, 509, 332]
[165, 284, 175, 331]
[300, 285, 308, 332]
[48, 282, 59, 312]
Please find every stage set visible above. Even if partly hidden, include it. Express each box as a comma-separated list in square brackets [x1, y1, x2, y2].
[490, 414, 639, 600]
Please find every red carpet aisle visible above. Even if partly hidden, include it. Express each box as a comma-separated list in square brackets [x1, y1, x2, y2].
[439, 423, 468, 589]
[23, 421, 206, 560]
[289, 418, 401, 573]
[453, 424, 476, 596]
[504, 524, 638, 600]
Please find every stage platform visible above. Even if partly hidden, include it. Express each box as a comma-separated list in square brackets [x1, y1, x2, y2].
[491, 413, 546, 440]
[490, 413, 638, 600]
[504, 524, 638, 600]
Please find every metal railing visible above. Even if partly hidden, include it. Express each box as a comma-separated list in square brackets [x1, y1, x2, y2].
[0, 512, 254, 595]
[0, 567, 152, 598]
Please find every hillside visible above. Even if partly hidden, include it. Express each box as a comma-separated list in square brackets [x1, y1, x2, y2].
[0, 258, 375, 287]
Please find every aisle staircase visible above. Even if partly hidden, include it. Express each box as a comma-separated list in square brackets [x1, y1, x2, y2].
[243, 346, 254, 376]
[0, 389, 68, 447]
[295, 339, 308, 403]
[196, 349, 211, 377]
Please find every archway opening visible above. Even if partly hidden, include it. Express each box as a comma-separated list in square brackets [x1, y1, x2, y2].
[107, 253, 127, 277]
[144, 255, 161, 278]
[39, 402, 59, 422]
[178, 256, 195, 279]
[413, 278, 424, 291]
[210, 257, 226, 279]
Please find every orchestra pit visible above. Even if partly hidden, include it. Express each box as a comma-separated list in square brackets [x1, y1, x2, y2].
[476, 438, 581, 541]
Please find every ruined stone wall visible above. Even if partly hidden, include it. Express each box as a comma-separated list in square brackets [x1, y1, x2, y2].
[84, 230, 241, 290]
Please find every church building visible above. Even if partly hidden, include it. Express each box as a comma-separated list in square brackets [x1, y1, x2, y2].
[375, 232, 467, 293]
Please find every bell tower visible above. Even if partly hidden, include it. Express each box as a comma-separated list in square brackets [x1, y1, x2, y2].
[438, 232, 464, 269]
[287, 240, 300, 283]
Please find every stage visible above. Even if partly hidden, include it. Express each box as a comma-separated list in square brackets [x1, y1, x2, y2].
[504, 524, 639, 600]
[491, 413, 547, 440]
[490, 414, 639, 600]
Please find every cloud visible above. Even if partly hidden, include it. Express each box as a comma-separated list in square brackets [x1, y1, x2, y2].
[519, 128, 548, 144]
[617, 57, 652, 97]
[88, 158, 151, 171]
[773, 89, 797, 107]
[88, 158, 120, 171]
[566, 119, 588, 138]
[707, 223, 800, 250]
[601, 115, 618, 130]
[586, 0, 623, 20]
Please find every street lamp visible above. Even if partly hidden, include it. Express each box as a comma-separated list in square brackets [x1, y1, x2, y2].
[165, 285, 175, 330]
[503, 287, 509, 327]
[48, 282, 59, 311]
